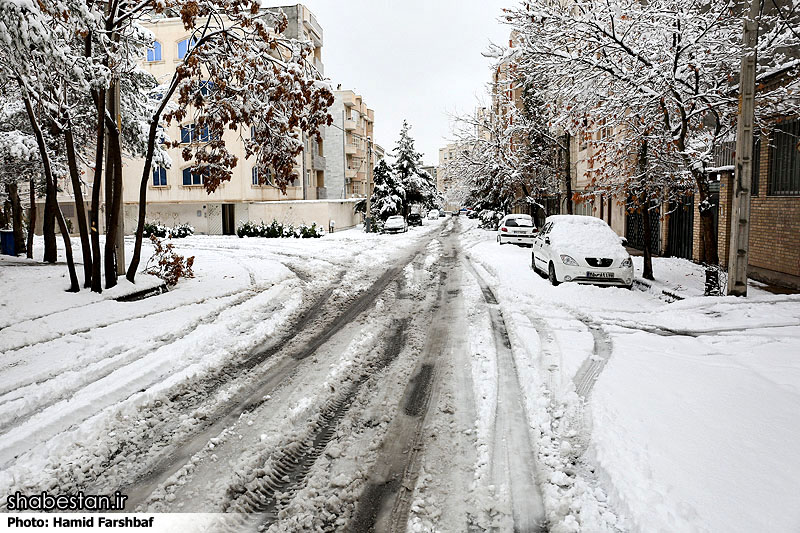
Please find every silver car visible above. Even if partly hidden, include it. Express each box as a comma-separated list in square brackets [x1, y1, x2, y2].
[383, 215, 408, 234]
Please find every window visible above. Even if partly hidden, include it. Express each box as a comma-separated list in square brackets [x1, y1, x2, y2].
[146, 41, 162, 62]
[152, 166, 167, 186]
[177, 37, 197, 60]
[252, 167, 272, 186]
[768, 119, 800, 196]
[180, 124, 210, 143]
[752, 136, 761, 196]
[182, 167, 205, 186]
[198, 80, 215, 97]
[180, 124, 195, 144]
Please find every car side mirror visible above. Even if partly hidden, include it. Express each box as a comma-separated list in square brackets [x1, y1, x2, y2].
[545, 237, 550, 245]
[620, 237, 628, 246]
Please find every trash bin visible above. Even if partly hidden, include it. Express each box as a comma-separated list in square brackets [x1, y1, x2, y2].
[0, 229, 15, 256]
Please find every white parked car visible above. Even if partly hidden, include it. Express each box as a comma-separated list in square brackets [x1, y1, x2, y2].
[531, 215, 633, 288]
[427, 209, 439, 220]
[497, 214, 537, 247]
[383, 215, 408, 234]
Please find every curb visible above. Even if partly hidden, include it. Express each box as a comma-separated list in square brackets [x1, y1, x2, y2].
[115, 284, 169, 302]
[633, 279, 685, 301]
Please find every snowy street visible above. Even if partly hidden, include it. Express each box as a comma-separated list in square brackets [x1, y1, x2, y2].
[2, 218, 799, 532]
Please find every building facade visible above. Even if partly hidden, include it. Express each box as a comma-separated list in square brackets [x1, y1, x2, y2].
[322, 90, 375, 199]
[120, 4, 332, 235]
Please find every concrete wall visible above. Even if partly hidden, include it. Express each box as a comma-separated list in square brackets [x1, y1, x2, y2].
[248, 199, 361, 231]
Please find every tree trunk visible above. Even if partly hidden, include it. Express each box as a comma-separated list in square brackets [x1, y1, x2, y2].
[638, 141, 654, 280]
[103, 122, 123, 289]
[564, 132, 573, 215]
[65, 129, 93, 287]
[695, 178, 719, 265]
[27, 176, 35, 259]
[42, 184, 57, 262]
[127, 121, 158, 282]
[20, 89, 79, 291]
[7, 183, 27, 255]
[90, 91, 106, 293]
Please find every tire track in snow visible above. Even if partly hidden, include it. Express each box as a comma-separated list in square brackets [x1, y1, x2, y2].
[349, 236, 458, 533]
[118, 229, 451, 510]
[464, 259, 548, 533]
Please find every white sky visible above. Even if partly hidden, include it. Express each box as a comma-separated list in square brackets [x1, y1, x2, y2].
[262, 0, 512, 166]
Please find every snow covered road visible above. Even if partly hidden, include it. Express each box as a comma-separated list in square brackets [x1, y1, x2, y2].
[2, 218, 799, 532]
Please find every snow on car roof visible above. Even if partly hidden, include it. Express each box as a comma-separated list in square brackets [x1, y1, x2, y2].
[545, 215, 606, 225]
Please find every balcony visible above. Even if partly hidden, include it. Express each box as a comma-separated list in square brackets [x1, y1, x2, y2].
[345, 167, 358, 179]
[313, 154, 326, 171]
[302, 11, 323, 47]
[345, 144, 357, 155]
[341, 92, 356, 107]
[344, 118, 357, 131]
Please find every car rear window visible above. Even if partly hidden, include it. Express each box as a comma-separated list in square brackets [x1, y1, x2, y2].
[506, 217, 533, 227]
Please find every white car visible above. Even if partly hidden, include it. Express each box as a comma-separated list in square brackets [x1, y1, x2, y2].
[383, 215, 408, 234]
[531, 215, 633, 288]
[497, 214, 537, 247]
[427, 209, 439, 220]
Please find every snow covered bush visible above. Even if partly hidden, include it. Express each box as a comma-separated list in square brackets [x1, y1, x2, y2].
[297, 223, 323, 239]
[237, 220, 322, 239]
[144, 235, 194, 286]
[478, 209, 502, 230]
[169, 223, 194, 239]
[143, 222, 169, 239]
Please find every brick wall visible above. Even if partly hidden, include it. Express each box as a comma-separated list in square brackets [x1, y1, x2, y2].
[748, 133, 800, 280]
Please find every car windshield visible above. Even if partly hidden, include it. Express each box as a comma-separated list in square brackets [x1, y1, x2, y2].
[388, 216, 403, 222]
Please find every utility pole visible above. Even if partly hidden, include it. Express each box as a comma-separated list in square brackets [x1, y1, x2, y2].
[728, 0, 760, 296]
[365, 136, 373, 232]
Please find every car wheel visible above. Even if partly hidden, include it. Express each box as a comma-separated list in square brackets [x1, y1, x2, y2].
[531, 252, 536, 271]
[499, 236, 505, 245]
[548, 262, 560, 286]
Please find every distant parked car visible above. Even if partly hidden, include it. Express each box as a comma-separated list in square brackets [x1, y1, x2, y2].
[427, 209, 439, 220]
[439, 210, 446, 218]
[497, 214, 537, 247]
[408, 213, 423, 227]
[532, 215, 633, 288]
[466, 210, 478, 219]
[383, 215, 408, 234]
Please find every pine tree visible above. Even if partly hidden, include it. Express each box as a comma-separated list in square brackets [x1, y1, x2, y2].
[392, 121, 438, 216]
[370, 160, 405, 221]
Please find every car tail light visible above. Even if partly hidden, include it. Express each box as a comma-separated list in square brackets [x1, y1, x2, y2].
[501, 227, 508, 232]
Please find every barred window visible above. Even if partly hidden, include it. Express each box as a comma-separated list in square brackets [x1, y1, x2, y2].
[752, 136, 760, 196]
[768, 119, 800, 196]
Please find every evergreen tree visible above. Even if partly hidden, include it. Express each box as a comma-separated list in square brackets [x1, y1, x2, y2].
[370, 160, 405, 221]
[392, 121, 439, 215]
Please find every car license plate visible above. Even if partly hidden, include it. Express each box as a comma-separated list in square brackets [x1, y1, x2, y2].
[586, 271, 613, 278]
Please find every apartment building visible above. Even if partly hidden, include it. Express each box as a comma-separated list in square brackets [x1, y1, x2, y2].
[323, 90, 376, 199]
[118, 4, 330, 235]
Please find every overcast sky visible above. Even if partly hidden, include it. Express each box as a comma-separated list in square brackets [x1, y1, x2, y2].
[262, 0, 512, 166]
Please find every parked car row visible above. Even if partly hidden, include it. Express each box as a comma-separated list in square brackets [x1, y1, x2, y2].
[381, 209, 444, 234]
[493, 213, 634, 289]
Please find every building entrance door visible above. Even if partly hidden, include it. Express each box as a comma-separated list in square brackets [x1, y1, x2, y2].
[222, 204, 235, 235]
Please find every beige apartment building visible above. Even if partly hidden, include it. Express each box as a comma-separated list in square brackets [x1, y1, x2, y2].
[323, 90, 377, 199]
[116, 4, 332, 235]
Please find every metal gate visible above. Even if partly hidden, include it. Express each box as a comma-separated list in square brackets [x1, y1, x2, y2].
[625, 202, 661, 254]
[666, 196, 694, 259]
